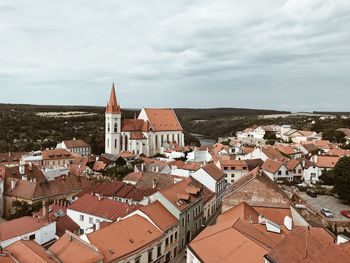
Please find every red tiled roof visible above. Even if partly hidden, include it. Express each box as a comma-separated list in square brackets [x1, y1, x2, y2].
[285, 159, 301, 171]
[262, 147, 286, 161]
[160, 178, 202, 212]
[217, 202, 260, 224]
[50, 231, 103, 263]
[41, 149, 73, 160]
[202, 163, 225, 180]
[92, 161, 107, 172]
[88, 215, 163, 262]
[316, 156, 340, 168]
[143, 108, 182, 132]
[6, 240, 57, 263]
[4, 176, 92, 201]
[121, 119, 146, 132]
[138, 201, 178, 231]
[68, 194, 138, 221]
[0, 217, 51, 241]
[130, 131, 146, 140]
[265, 227, 350, 263]
[105, 83, 121, 114]
[261, 159, 284, 174]
[63, 139, 90, 149]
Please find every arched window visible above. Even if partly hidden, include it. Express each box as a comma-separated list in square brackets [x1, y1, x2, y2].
[125, 136, 128, 151]
[115, 139, 117, 149]
[172, 134, 175, 142]
[114, 122, 118, 133]
[167, 134, 170, 142]
[107, 123, 110, 132]
[161, 135, 164, 144]
[177, 133, 180, 145]
[155, 135, 158, 149]
[120, 134, 123, 151]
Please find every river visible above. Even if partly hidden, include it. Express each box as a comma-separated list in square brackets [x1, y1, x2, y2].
[190, 133, 216, 146]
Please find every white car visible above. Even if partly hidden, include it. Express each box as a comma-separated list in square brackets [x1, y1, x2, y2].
[321, 208, 334, 218]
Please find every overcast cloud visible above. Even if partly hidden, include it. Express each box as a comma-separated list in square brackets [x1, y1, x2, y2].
[0, 0, 350, 111]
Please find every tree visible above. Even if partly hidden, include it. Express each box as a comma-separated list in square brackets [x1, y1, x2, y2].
[319, 170, 335, 185]
[334, 157, 350, 203]
[264, 131, 277, 140]
[322, 129, 346, 143]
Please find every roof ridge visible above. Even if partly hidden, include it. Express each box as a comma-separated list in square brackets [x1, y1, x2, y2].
[191, 218, 240, 244]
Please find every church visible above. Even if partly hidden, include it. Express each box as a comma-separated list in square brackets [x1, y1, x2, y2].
[105, 84, 184, 157]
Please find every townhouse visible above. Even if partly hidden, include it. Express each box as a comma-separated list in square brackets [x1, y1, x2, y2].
[191, 163, 226, 208]
[67, 194, 138, 235]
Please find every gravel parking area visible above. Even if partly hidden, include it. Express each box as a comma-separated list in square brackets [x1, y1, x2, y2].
[299, 192, 350, 221]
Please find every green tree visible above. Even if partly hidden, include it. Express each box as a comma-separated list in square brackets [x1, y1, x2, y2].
[334, 157, 350, 203]
[322, 130, 346, 143]
[319, 170, 335, 185]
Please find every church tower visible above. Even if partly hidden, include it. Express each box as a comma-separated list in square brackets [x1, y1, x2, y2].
[105, 83, 122, 155]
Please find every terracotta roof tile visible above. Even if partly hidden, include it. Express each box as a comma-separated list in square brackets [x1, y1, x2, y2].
[262, 147, 286, 161]
[63, 139, 90, 149]
[68, 194, 138, 221]
[41, 149, 73, 160]
[202, 163, 225, 180]
[0, 217, 51, 241]
[88, 215, 163, 262]
[265, 227, 350, 263]
[144, 108, 182, 132]
[6, 240, 57, 263]
[50, 231, 103, 263]
[138, 201, 178, 231]
[261, 159, 284, 174]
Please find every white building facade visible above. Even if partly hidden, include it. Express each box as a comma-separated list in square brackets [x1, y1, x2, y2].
[105, 84, 184, 157]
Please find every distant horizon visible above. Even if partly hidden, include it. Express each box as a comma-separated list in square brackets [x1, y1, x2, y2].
[1, 101, 350, 114]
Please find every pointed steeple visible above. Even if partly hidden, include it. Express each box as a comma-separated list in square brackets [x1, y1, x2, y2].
[106, 83, 121, 114]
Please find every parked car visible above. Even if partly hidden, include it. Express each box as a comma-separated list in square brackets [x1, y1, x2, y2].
[341, 210, 350, 219]
[321, 208, 334, 218]
[306, 189, 317, 198]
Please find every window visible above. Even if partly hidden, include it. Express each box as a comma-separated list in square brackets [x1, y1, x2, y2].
[29, 234, 35, 240]
[135, 257, 141, 263]
[148, 249, 153, 263]
[175, 231, 178, 240]
[170, 234, 173, 243]
[107, 123, 110, 132]
[187, 214, 190, 222]
[174, 247, 177, 257]
[79, 215, 84, 222]
[89, 217, 93, 224]
[278, 171, 282, 175]
[115, 139, 117, 149]
[79, 228, 84, 235]
[182, 218, 185, 226]
[166, 237, 169, 247]
[114, 122, 118, 132]
[286, 171, 289, 175]
[157, 244, 162, 257]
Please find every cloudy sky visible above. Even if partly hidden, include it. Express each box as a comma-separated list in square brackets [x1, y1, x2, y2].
[1, 0, 350, 111]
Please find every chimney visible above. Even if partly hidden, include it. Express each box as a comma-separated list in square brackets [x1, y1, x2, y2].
[152, 179, 157, 189]
[11, 179, 17, 191]
[42, 200, 49, 220]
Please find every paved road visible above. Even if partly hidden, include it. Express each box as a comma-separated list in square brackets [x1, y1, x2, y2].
[299, 192, 350, 221]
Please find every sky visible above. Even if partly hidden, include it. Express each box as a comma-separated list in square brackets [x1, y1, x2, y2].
[0, 0, 350, 111]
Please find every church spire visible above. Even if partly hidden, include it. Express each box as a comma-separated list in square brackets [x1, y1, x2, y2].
[106, 83, 121, 114]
